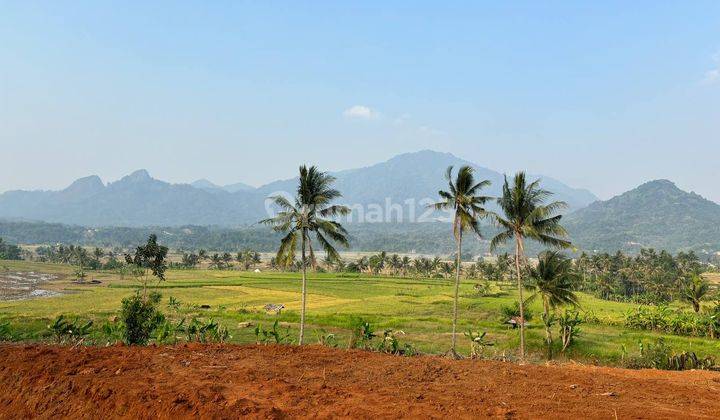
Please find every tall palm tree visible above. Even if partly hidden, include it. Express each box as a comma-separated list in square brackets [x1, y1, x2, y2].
[261, 166, 350, 344]
[400, 256, 411, 276]
[490, 172, 570, 360]
[389, 254, 401, 276]
[430, 165, 491, 357]
[527, 251, 579, 359]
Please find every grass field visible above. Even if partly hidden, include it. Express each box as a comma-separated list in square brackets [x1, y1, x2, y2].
[2, 260, 719, 364]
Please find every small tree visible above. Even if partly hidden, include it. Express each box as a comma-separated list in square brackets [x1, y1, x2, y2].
[124, 234, 168, 299]
[120, 235, 168, 345]
[682, 274, 710, 313]
[121, 291, 164, 345]
[527, 251, 579, 359]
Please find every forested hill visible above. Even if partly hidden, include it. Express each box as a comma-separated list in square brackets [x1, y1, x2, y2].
[0, 220, 491, 256]
[564, 180, 720, 254]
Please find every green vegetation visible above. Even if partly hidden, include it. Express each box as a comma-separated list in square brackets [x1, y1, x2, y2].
[0, 238, 22, 260]
[565, 179, 720, 253]
[490, 171, 571, 360]
[2, 260, 719, 367]
[261, 165, 350, 344]
[429, 165, 490, 356]
[526, 251, 579, 359]
[575, 249, 710, 305]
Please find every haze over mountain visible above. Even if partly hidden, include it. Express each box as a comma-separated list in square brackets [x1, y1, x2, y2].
[1, 177, 719, 255]
[190, 179, 255, 193]
[0, 151, 597, 227]
[565, 180, 720, 254]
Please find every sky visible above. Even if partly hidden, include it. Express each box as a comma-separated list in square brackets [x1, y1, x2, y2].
[1, 1, 719, 201]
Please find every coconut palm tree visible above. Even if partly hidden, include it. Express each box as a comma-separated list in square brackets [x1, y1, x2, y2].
[489, 172, 570, 360]
[682, 274, 710, 313]
[260, 166, 350, 344]
[430, 165, 491, 357]
[527, 251, 579, 359]
[389, 254, 401, 276]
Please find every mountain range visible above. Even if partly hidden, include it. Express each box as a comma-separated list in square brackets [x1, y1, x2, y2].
[2, 151, 719, 255]
[0, 150, 597, 227]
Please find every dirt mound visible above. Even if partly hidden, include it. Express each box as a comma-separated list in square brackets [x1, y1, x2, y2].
[1, 344, 719, 419]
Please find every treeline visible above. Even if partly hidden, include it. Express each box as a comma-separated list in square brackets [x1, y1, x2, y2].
[0, 238, 22, 260]
[0, 220, 565, 256]
[574, 249, 711, 304]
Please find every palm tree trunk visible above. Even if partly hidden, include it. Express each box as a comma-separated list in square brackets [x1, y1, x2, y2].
[451, 226, 462, 356]
[299, 230, 308, 345]
[543, 297, 552, 360]
[515, 235, 526, 361]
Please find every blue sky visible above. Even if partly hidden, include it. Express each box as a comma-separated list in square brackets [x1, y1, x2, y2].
[1, 1, 719, 201]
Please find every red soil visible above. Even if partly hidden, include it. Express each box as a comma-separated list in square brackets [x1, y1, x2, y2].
[1, 343, 719, 419]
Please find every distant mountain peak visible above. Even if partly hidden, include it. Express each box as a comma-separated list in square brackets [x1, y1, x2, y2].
[62, 175, 105, 196]
[565, 178, 720, 253]
[190, 179, 254, 193]
[109, 169, 154, 186]
[0, 151, 598, 227]
[127, 169, 152, 180]
[191, 179, 220, 189]
[387, 149, 461, 163]
[637, 179, 677, 189]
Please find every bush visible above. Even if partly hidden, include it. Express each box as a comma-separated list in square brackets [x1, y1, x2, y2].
[47, 315, 93, 344]
[624, 338, 716, 371]
[120, 291, 165, 345]
[254, 320, 291, 344]
[624, 305, 719, 338]
[0, 320, 12, 341]
[184, 318, 231, 343]
[101, 320, 124, 345]
[558, 310, 583, 352]
[500, 301, 534, 323]
[464, 329, 493, 359]
[376, 329, 417, 355]
[315, 329, 338, 347]
[348, 319, 376, 349]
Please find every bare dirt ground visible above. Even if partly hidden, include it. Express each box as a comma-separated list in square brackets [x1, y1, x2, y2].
[1, 344, 719, 419]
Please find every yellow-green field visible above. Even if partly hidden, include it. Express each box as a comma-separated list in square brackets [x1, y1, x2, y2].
[2, 260, 719, 364]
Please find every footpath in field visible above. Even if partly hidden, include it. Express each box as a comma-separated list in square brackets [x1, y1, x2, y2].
[1, 343, 719, 419]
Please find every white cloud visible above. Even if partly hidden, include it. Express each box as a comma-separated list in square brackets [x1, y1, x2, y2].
[343, 105, 379, 120]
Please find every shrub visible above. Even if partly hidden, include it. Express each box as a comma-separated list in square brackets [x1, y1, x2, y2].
[624, 304, 720, 338]
[624, 338, 717, 371]
[558, 310, 583, 352]
[184, 318, 231, 343]
[120, 291, 165, 345]
[463, 329, 493, 359]
[167, 296, 182, 311]
[348, 319, 376, 350]
[254, 320, 291, 344]
[0, 320, 12, 341]
[500, 301, 534, 323]
[376, 329, 400, 353]
[47, 315, 93, 344]
[101, 320, 125, 345]
[315, 329, 338, 347]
